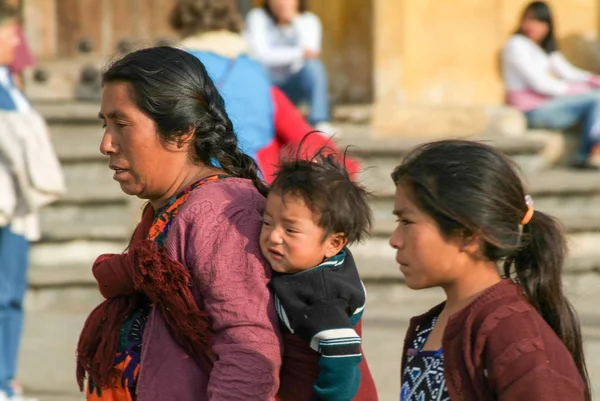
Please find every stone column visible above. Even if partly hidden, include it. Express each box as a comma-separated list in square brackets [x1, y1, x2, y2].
[22, 0, 58, 60]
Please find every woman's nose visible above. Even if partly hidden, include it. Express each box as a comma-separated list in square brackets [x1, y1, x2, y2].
[99, 130, 117, 156]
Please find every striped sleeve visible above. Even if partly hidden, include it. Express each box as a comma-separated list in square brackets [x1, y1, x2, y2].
[295, 298, 362, 401]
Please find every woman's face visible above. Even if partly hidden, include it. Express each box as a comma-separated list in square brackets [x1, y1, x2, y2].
[520, 11, 549, 44]
[98, 82, 191, 201]
[268, 0, 300, 24]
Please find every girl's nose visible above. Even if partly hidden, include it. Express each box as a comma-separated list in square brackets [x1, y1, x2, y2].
[389, 226, 403, 250]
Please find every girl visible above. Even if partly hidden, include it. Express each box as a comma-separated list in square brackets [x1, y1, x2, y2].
[389, 140, 590, 400]
[502, 1, 600, 169]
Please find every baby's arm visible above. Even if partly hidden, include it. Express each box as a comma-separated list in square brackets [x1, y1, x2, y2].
[296, 298, 362, 401]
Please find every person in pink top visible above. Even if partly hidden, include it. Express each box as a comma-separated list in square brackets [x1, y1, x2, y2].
[9, 24, 33, 90]
[76, 46, 282, 400]
[502, 1, 600, 169]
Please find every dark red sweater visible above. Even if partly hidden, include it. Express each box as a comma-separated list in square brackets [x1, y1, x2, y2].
[402, 279, 586, 400]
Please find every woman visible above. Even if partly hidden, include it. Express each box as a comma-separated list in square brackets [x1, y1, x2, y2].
[76, 46, 282, 400]
[502, 1, 600, 169]
[171, 0, 355, 183]
[245, 0, 334, 134]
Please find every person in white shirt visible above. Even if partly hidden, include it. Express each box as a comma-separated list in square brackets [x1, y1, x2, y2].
[502, 1, 600, 169]
[245, 0, 334, 134]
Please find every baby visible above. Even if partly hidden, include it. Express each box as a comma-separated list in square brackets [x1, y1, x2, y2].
[260, 150, 372, 401]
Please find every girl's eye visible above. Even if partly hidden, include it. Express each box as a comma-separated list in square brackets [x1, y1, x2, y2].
[396, 219, 412, 226]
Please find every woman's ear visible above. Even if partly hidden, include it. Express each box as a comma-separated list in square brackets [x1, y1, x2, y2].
[324, 233, 348, 259]
[175, 125, 196, 149]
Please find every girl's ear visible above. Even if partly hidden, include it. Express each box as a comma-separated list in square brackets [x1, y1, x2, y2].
[324, 233, 348, 259]
[459, 232, 483, 257]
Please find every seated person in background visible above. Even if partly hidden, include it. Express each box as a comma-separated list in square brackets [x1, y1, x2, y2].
[170, 0, 354, 183]
[245, 0, 335, 135]
[502, 0, 600, 169]
[260, 143, 378, 401]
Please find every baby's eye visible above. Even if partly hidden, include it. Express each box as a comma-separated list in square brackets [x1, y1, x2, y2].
[286, 228, 298, 234]
[262, 220, 272, 227]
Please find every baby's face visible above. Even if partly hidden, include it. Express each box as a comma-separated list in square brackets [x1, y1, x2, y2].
[260, 193, 332, 274]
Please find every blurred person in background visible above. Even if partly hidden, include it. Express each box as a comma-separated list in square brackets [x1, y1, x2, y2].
[171, 0, 356, 183]
[0, 1, 64, 400]
[9, 24, 34, 90]
[502, 0, 600, 169]
[245, 0, 335, 136]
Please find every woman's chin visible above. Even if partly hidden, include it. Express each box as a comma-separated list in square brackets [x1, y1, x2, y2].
[119, 182, 143, 197]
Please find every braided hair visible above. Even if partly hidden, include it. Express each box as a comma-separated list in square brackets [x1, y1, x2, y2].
[102, 46, 267, 196]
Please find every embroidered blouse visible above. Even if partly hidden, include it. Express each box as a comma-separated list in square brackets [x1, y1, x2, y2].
[400, 316, 450, 401]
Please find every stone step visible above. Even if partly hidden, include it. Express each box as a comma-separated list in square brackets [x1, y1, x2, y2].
[338, 128, 545, 157]
[350, 230, 600, 280]
[40, 202, 132, 242]
[29, 240, 128, 287]
[52, 160, 126, 204]
[36, 102, 100, 124]
[50, 123, 105, 162]
[367, 169, 600, 223]
[17, 276, 600, 398]
[339, 132, 574, 192]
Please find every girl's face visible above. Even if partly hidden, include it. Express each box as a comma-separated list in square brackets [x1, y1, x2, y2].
[268, 0, 300, 24]
[520, 11, 549, 44]
[389, 183, 466, 290]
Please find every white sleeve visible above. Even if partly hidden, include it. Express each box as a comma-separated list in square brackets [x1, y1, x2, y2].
[550, 52, 591, 82]
[504, 37, 569, 96]
[245, 9, 303, 67]
[295, 12, 322, 52]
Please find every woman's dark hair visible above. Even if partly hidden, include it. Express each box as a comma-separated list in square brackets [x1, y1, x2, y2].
[263, 0, 308, 21]
[391, 140, 590, 400]
[170, 0, 243, 37]
[102, 46, 267, 196]
[271, 136, 371, 244]
[517, 1, 558, 53]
